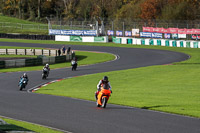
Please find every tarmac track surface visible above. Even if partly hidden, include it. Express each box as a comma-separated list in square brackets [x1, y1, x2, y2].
[0, 42, 199, 133]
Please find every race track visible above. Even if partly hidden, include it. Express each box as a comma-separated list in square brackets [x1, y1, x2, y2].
[0, 41, 200, 133]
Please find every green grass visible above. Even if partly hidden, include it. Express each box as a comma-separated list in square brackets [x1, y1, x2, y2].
[0, 15, 48, 35]
[0, 117, 62, 133]
[0, 54, 37, 58]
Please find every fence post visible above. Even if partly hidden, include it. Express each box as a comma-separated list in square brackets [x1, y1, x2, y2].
[42, 49, 43, 55]
[112, 21, 114, 31]
[25, 49, 26, 55]
[49, 50, 50, 56]
[123, 22, 125, 37]
[6, 49, 8, 55]
[82, 21, 84, 30]
[34, 49, 35, 56]
[70, 21, 72, 29]
[60, 21, 62, 30]
[96, 21, 99, 37]
[16, 49, 17, 55]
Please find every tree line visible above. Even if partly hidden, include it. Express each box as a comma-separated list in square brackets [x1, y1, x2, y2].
[0, 0, 200, 23]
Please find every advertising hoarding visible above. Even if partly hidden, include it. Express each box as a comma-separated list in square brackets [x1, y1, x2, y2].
[132, 29, 140, 37]
[125, 31, 132, 36]
[164, 33, 170, 39]
[140, 32, 152, 38]
[49, 29, 97, 36]
[152, 33, 162, 38]
[116, 31, 123, 36]
[107, 30, 114, 36]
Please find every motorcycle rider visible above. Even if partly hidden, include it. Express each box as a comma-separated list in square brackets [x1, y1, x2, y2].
[19, 73, 29, 86]
[71, 57, 77, 71]
[43, 64, 50, 77]
[95, 76, 112, 100]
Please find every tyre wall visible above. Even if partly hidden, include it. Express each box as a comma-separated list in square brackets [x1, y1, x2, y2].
[0, 55, 73, 68]
[113, 37, 200, 48]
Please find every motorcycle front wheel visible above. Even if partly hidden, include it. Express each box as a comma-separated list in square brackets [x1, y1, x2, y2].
[96, 101, 101, 107]
[101, 97, 107, 108]
[19, 85, 23, 91]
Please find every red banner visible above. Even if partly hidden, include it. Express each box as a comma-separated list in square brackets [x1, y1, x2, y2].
[186, 29, 194, 34]
[194, 29, 200, 34]
[178, 28, 187, 34]
[168, 28, 178, 34]
[143, 27, 153, 32]
[143, 27, 200, 34]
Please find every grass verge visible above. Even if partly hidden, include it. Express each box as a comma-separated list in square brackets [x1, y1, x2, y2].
[0, 117, 62, 133]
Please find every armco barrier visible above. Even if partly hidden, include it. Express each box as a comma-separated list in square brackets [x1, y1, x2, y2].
[55, 55, 66, 63]
[113, 37, 121, 44]
[5, 60, 15, 68]
[16, 59, 25, 67]
[25, 58, 43, 66]
[0, 61, 5, 68]
[149, 39, 154, 45]
[157, 40, 161, 46]
[114, 37, 200, 49]
[1, 55, 73, 68]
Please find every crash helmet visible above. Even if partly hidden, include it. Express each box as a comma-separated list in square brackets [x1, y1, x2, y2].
[46, 64, 49, 67]
[103, 76, 108, 81]
[23, 73, 27, 77]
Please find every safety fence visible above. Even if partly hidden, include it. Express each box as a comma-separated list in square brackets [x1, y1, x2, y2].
[0, 33, 55, 40]
[0, 49, 74, 68]
[113, 37, 200, 48]
[0, 49, 57, 56]
[55, 35, 108, 43]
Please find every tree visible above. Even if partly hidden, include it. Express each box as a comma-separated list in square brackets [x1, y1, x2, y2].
[140, 0, 161, 20]
[62, 0, 79, 20]
[76, 0, 93, 20]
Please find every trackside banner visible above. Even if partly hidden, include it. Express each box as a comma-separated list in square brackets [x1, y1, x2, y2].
[140, 32, 162, 38]
[152, 33, 162, 38]
[49, 29, 97, 36]
[140, 32, 152, 38]
[143, 27, 200, 34]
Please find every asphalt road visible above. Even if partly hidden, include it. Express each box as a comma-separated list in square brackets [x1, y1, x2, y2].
[0, 41, 199, 133]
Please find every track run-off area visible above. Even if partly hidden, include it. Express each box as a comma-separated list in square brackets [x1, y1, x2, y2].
[0, 41, 199, 133]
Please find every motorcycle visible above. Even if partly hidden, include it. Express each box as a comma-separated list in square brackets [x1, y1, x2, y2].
[71, 60, 77, 71]
[19, 77, 28, 91]
[42, 68, 48, 79]
[96, 87, 112, 108]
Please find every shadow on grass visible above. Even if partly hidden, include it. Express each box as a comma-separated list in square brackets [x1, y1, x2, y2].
[0, 124, 33, 132]
[104, 106, 134, 110]
[76, 55, 87, 61]
[175, 63, 200, 65]
[141, 105, 169, 110]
